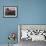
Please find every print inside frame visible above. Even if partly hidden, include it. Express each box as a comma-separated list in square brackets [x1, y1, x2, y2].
[18, 24, 46, 42]
[3, 6, 17, 18]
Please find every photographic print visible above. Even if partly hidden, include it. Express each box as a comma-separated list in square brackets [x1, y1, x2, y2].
[3, 6, 17, 18]
[18, 24, 46, 42]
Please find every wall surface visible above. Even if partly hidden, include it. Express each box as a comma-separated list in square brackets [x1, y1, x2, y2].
[0, 0, 46, 45]
[0, 0, 18, 44]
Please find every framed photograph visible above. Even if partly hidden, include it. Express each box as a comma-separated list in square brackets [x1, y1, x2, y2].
[3, 6, 17, 18]
[18, 24, 46, 42]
